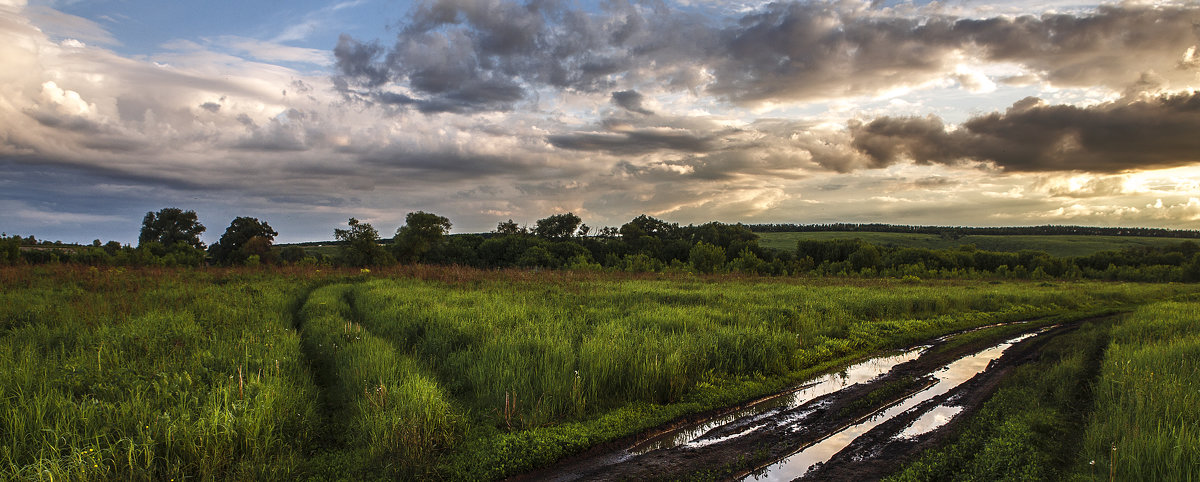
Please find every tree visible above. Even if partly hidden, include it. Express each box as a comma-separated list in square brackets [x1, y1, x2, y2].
[335, 218, 392, 267]
[139, 208, 206, 249]
[849, 244, 882, 272]
[208, 217, 278, 265]
[241, 236, 275, 264]
[279, 246, 307, 264]
[534, 213, 583, 240]
[730, 247, 767, 275]
[1185, 253, 1200, 282]
[495, 219, 524, 235]
[689, 242, 725, 274]
[0, 235, 20, 265]
[619, 214, 678, 242]
[393, 211, 452, 263]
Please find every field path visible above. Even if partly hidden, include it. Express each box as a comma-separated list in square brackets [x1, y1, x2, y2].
[516, 320, 1093, 481]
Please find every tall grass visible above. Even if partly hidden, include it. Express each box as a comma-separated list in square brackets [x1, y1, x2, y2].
[349, 277, 1170, 433]
[1073, 301, 1200, 481]
[0, 267, 319, 480]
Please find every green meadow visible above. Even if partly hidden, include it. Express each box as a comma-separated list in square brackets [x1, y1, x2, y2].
[1, 265, 1196, 480]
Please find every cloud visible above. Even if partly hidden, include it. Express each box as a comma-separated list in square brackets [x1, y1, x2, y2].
[0, 199, 125, 225]
[6, 0, 1200, 240]
[213, 36, 332, 65]
[851, 92, 1200, 173]
[1144, 198, 1200, 222]
[611, 90, 653, 115]
[1037, 174, 1129, 198]
[22, 5, 119, 46]
[333, 0, 716, 112]
[548, 128, 716, 155]
[711, 3, 1200, 104]
[334, 1, 1200, 113]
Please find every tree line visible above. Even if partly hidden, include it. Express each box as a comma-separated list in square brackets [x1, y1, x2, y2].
[2, 207, 1199, 282]
[749, 223, 1200, 239]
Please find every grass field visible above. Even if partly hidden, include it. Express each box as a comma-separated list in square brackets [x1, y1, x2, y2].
[1, 265, 1196, 480]
[757, 231, 1189, 257]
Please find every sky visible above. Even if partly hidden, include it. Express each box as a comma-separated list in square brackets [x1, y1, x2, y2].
[2, 0, 1200, 245]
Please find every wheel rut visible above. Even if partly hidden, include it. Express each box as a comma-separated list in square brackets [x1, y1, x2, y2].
[518, 318, 1102, 482]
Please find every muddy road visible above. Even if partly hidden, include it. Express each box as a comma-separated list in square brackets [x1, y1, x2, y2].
[516, 320, 1083, 481]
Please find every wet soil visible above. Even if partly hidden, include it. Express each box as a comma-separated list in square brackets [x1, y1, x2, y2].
[514, 319, 1091, 482]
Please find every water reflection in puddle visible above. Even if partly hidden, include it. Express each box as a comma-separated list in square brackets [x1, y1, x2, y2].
[897, 404, 964, 439]
[744, 331, 1041, 481]
[628, 347, 927, 455]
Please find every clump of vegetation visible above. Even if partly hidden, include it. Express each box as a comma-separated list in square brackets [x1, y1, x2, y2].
[1072, 301, 1200, 481]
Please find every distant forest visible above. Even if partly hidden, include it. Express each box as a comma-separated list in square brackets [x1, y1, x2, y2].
[3, 209, 1200, 283]
[748, 223, 1200, 238]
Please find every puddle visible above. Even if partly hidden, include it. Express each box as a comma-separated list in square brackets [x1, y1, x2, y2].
[628, 347, 927, 455]
[897, 404, 964, 439]
[932, 320, 1031, 343]
[744, 331, 1040, 481]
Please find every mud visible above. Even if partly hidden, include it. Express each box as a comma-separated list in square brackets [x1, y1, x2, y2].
[516, 320, 1084, 482]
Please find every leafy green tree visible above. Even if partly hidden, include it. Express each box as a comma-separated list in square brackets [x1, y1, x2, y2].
[279, 246, 307, 264]
[139, 207, 206, 249]
[478, 235, 539, 267]
[393, 211, 452, 263]
[534, 213, 583, 240]
[517, 245, 556, 268]
[619, 214, 678, 242]
[0, 235, 21, 265]
[1184, 253, 1200, 282]
[495, 219, 524, 235]
[241, 236, 275, 264]
[103, 240, 123, 255]
[730, 247, 767, 274]
[849, 244, 882, 272]
[208, 217, 278, 265]
[335, 218, 393, 267]
[686, 222, 758, 254]
[689, 242, 725, 274]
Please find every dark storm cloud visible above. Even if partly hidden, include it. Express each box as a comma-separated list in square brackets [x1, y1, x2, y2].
[335, 1, 1200, 111]
[851, 92, 1200, 173]
[709, 3, 1200, 102]
[611, 90, 653, 115]
[952, 6, 1200, 87]
[332, 34, 389, 87]
[334, 0, 715, 112]
[708, 2, 958, 102]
